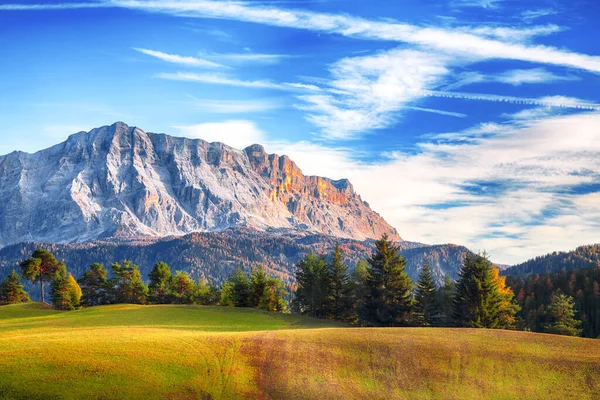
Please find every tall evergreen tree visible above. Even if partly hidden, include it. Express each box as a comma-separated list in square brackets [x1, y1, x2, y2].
[453, 253, 518, 328]
[170, 271, 196, 304]
[78, 263, 110, 306]
[110, 261, 148, 304]
[544, 292, 581, 336]
[148, 262, 172, 304]
[293, 253, 330, 318]
[250, 267, 269, 308]
[257, 277, 288, 312]
[327, 243, 353, 321]
[0, 270, 30, 304]
[360, 234, 413, 326]
[437, 274, 455, 326]
[20, 248, 63, 304]
[51, 267, 81, 311]
[221, 268, 252, 307]
[414, 264, 440, 326]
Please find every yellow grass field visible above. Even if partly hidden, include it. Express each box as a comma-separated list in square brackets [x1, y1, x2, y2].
[0, 303, 599, 399]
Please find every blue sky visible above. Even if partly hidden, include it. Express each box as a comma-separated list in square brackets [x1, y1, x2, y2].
[1, 0, 599, 263]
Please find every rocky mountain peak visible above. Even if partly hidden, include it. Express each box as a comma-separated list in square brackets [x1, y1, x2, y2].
[0, 122, 401, 247]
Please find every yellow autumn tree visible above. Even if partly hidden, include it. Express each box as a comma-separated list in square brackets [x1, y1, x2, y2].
[490, 267, 520, 329]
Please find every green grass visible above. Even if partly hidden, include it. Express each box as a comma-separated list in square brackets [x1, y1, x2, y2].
[0, 303, 599, 399]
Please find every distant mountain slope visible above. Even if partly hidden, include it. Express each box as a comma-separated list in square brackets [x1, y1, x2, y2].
[0, 228, 470, 299]
[503, 244, 600, 276]
[0, 122, 399, 247]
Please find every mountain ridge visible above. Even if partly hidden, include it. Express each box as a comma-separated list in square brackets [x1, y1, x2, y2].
[0, 122, 399, 248]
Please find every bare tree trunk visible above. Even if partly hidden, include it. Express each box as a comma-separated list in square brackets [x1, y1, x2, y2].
[40, 275, 44, 304]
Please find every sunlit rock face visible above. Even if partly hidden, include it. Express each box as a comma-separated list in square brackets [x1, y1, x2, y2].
[0, 122, 400, 247]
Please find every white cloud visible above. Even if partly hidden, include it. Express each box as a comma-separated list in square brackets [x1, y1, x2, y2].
[521, 9, 558, 22]
[202, 52, 291, 65]
[173, 120, 267, 149]
[443, 68, 579, 89]
[133, 48, 225, 68]
[157, 72, 286, 89]
[450, 0, 503, 9]
[184, 97, 282, 113]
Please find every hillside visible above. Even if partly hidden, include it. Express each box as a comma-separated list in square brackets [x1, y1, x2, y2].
[0, 122, 398, 248]
[0, 303, 598, 399]
[0, 229, 470, 299]
[504, 244, 600, 277]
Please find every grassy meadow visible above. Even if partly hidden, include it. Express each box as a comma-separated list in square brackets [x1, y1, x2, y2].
[0, 303, 599, 399]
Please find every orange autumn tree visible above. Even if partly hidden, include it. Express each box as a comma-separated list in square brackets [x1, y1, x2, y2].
[491, 267, 520, 329]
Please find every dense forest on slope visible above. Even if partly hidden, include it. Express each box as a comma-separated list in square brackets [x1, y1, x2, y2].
[0, 228, 470, 301]
[503, 244, 600, 277]
[507, 265, 600, 338]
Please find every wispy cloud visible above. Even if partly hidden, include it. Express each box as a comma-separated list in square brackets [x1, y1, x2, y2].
[9, 1, 598, 73]
[184, 96, 282, 113]
[406, 107, 467, 118]
[443, 68, 579, 90]
[173, 120, 267, 149]
[133, 48, 226, 68]
[450, 0, 503, 9]
[202, 52, 292, 65]
[521, 9, 558, 22]
[0, 2, 107, 10]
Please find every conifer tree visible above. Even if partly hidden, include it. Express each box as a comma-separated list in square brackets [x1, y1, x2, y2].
[327, 243, 353, 321]
[170, 271, 196, 304]
[544, 292, 581, 336]
[414, 264, 440, 326]
[360, 234, 413, 326]
[148, 262, 172, 304]
[79, 263, 110, 306]
[293, 253, 330, 318]
[20, 248, 63, 304]
[437, 274, 455, 326]
[453, 253, 518, 328]
[250, 267, 269, 308]
[221, 268, 251, 307]
[110, 261, 148, 304]
[51, 267, 81, 311]
[258, 277, 288, 312]
[0, 270, 30, 304]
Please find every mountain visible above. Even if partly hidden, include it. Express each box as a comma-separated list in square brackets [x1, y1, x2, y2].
[503, 244, 600, 277]
[0, 122, 399, 248]
[0, 228, 470, 300]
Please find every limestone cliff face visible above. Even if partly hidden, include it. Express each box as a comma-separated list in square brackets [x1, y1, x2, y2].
[0, 122, 400, 247]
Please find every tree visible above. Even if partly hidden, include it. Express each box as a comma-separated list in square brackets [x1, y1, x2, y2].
[436, 274, 455, 326]
[170, 271, 196, 304]
[196, 280, 221, 305]
[327, 243, 353, 321]
[360, 234, 413, 326]
[293, 253, 330, 318]
[0, 270, 30, 304]
[544, 292, 581, 336]
[51, 267, 82, 311]
[78, 263, 110, 306]
[20, 248, 63, 304]
[258, 277, 288, 312]
[221, 268, 251, 307]
[453, 253, 518, 328]
[414, 264, 440, 326]
[250, 267, 269, 308]
[110, 261, 148, 304]
[148, 262, 172, 304]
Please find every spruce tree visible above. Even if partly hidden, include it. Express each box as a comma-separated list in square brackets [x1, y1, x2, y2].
[360, 234, 413, 326]
[327, 243, 353, 321]
[258, 277, 288, 312]
[148, 262, 172, 304]
[415, 264, 440, 326]
[544, 292, 581, 336]
[110, 261, 148, 304]
[51, 267, 81, 311]
[170, 271, 196, 304]
[0, 270, 30, 304]
[453, 253, 518, 328]
[20, 248, 63, 304]
[437, 274, 455, 326]
[293, 253, 330, 318]
[250, 267, 269, 308]
[221, 268, 252, 307]
[78, 263, 110, 306]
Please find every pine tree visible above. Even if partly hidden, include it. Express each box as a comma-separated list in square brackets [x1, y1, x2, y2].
[360, 234, 413, 326]
[221, 268, 251, 307]
[110, 261, 148, 304]
[78, 263, 110, 306]
[437, 274, 455, 326]
[20, 248, 63, 304]
[544, 292, 581, 336]
[50, 268, 81, 311]
[414, 264, 440, 326]
[0, 270, 30, 304]
[293, 253, 330, 318]
[258, 278, 288, 312]
[148, 262, 172, 304]
[453, 253, 518, 328]
[250, 267, 269, 308]
[170, 271, 196, 304]
[327, 244, 353, 321]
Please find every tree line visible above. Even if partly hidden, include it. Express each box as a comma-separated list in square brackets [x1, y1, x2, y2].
[0, 248, 286, 312]
[293, 234, 583, 335]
